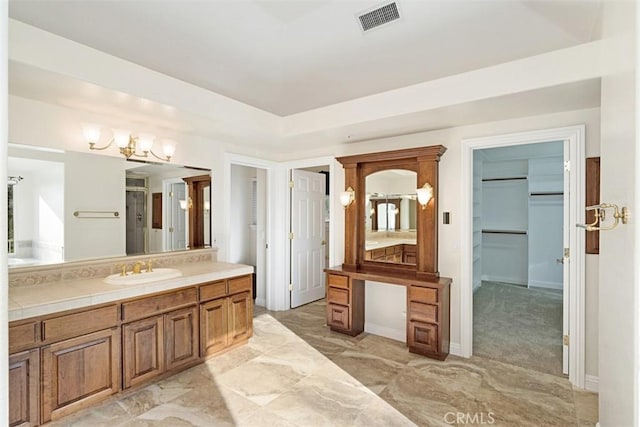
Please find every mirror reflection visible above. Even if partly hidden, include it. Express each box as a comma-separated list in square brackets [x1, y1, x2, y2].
[7, 144, 211, 268]
[365, 169, 417, 265]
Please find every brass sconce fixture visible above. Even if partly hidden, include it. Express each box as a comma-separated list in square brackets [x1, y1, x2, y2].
[577, 203, 630, 231]
[340, 187, 355, 208]
[416, 182, 433, 209]
[179, 196, 194, 210]
[84, 125, 176, 162]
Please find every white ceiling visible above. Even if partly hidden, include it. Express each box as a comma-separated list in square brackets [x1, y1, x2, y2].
[9, 0, 602, 116]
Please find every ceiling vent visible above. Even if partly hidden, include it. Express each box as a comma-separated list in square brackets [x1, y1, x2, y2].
[357, 2, 401, 32]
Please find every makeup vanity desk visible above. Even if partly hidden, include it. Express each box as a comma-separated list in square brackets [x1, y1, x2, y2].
[325, 267, 451, 361]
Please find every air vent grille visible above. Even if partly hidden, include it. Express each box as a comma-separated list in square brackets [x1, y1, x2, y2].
[358, 2, 400, 32]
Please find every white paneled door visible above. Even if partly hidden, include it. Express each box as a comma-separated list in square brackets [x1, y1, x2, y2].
[290, 170, 326, 308]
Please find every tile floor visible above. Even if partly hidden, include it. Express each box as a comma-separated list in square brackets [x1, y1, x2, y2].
[49, 300, 598, 426]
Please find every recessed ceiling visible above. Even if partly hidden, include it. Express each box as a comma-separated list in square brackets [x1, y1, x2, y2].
[9, 0, 602, 116]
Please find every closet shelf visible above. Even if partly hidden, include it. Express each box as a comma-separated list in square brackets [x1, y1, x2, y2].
[482, 229, 527, 235]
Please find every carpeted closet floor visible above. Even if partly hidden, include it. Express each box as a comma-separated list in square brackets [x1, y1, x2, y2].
[473, 281, 564, 376]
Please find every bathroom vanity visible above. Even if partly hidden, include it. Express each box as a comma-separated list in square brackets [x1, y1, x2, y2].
[328, 145, 452, 360]
[8, 256, 253, 426]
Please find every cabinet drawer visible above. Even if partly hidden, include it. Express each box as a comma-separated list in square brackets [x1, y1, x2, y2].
[228, 275, 252, 296]
[327, 274, 349, 289]
[200, 280, 227, 302]
[122, 288, 197, 322]
[409, 301, 438, 323]
[327, 287, 349, 306]
[327, 303, 350, 330]
[42, 305, 118, 343]
[9, 321, 39, 352]
[409, 286, 438, 304]
[371, 248, 386, 259]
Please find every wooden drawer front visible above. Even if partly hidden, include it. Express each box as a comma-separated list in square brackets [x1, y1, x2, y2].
[371, 248, 386, 260]
[409, 301, 438, 323]
[9, 321, 39, 353]
[327, 303, 350, 330]
[200, 280, 227, 302]
[228, 275, 252, 296]
[409, 286, 438, 304]
[122, 288, 197, 322]
[327, 274, 349, 289]
[42, 305, 118, 343]
[408, 321, 439, 354]
[327, 287, 349, 306]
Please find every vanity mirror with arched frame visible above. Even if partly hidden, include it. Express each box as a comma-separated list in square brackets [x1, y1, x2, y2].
[337, 145, 447, 281]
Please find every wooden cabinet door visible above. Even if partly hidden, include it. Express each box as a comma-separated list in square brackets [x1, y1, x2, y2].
[41, 328, 119, 423]
[407, 320, 439, 355]
[327, 303, 350, 330]
[228, 292, 252, 346]
[200, 298, 228, 357]
[122, 316, 164, 389]
[9, 349, 39, 427]
[164, 306, 199, 372]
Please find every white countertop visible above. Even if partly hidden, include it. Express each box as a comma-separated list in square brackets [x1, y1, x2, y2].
[365, 238, 417, 251]
[9, 261, 253, 322]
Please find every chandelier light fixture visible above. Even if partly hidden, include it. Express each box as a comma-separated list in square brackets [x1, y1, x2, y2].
[83, 125, 176, 162]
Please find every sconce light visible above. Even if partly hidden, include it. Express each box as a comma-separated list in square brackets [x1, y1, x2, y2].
[83, 125, 175, 162]
[416, 182, 433, 209]
[179, 197, 193, 210]
[340, 187, 355, 208]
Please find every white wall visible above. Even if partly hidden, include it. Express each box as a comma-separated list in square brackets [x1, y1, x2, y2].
[64, 151, 126, 261]
[255, 168, 267, 306]
[598, 1, 637, 425]
[365, 281, 406, 342]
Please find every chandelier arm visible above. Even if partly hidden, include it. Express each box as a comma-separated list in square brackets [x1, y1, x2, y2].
[131, 152, 149, 159]
[89, 138, 115, 151]
[149, 149, 171, 162]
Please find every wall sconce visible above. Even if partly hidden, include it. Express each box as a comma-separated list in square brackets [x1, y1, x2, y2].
[179, 197, 193, 210]
[416, 182, 433, 209]
[340, 187, 355, 208]
[83, 125, 176, 162]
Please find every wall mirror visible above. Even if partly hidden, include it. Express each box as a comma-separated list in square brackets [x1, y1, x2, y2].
[364, 169, 417, 265]
[8, 144, 211, 268]
[337, 145, 446, 281]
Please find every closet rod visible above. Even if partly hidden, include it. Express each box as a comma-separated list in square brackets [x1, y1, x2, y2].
[481, 230, 527, 235]
[529, 192, 564, 196]
[481, 177, 527, 182]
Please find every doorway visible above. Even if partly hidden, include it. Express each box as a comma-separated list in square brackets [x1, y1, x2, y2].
[461, 125, 586, 388]
[472, 141, 565, 376]
[125, 174, 148, 255]
[290, 167, 329, 308]
[228, 164, 268, 309]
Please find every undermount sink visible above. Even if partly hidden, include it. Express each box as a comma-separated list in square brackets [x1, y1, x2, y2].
[104, 268, 182, 285]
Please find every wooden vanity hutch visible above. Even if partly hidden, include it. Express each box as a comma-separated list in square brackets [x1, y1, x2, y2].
[325, 145, 452, 360]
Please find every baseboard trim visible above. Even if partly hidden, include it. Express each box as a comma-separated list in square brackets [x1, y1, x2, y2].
[585, 374, 599, 392]
[528, 280, 562, 290]
[449, 342, 463, 357]
[254, 297, 266, 308]
[481, 274, 527, 286]
[364, 323, 406, 343]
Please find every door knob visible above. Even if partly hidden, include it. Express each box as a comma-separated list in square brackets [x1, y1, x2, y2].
[556, 258, 564, 264]
[321, 240, 326, 246]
